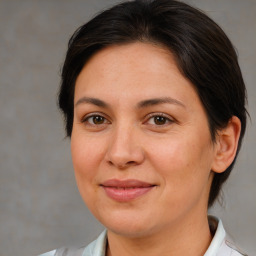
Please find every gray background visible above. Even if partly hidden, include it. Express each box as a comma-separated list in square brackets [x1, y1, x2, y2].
[0, 0, 255, 255]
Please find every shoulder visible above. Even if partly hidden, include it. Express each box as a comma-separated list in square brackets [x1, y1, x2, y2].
[38, 247, 86, 256]
[218, 238, 248, 256]
[207, 216, 248, 256]
[38, 230, 107, 256]
[39, 250, 56, 256]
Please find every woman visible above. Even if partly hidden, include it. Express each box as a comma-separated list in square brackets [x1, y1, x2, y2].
[41, 0, 248, 255]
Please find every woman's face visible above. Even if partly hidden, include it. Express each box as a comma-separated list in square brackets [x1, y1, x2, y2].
[71, 42, 218, 237]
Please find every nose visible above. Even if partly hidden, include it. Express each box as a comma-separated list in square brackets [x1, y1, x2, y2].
[105, 124, 145, 169]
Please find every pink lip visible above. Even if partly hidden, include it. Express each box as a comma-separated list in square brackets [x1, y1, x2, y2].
[101, 179, 155, 202]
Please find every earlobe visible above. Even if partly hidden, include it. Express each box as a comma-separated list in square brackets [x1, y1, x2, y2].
[211, 116, 241, 173]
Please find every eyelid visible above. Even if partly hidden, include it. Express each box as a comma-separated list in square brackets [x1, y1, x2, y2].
[81, 112, 111, 124]
[80, 111, 175, 126]
[144, 112, 175, 125]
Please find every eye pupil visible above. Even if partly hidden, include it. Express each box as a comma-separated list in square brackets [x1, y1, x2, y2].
[154, 116, 166, 125]
[93, 116, 104, 124]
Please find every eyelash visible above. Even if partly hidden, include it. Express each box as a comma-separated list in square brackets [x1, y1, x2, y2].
[145, 113, 174, 126]
[81, 113, 110, 126]
[81, 112, 174, 127]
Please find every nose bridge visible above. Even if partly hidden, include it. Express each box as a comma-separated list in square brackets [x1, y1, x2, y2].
[106, 120, 144, 168]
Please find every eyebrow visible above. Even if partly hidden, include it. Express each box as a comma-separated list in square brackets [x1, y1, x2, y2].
[75, 97, 109, 108]
[137, 97, 186, 109]
[75, 96, 185, 109]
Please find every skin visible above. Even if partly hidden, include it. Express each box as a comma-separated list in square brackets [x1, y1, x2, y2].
[71, 42, 241, 256]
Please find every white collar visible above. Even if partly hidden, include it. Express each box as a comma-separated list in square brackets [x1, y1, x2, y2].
[204, 216, 226, 256]
[82, 216, 227, 256]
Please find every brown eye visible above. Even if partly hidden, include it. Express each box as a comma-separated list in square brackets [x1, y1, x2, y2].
[154, 116, 167, 125]
[92, 116, 105, 124]
[146, 114, 174, 126]
[84, 115, 107, 125]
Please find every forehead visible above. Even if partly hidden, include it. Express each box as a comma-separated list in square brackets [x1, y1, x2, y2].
[84, 42, 174, 70]
[75, 42, 198, 102]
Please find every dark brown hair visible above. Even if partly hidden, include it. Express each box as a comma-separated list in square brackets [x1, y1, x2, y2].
[59, 0, 247, 207]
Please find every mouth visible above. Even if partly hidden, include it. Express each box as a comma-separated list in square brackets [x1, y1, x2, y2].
[100, 179, 156, 202]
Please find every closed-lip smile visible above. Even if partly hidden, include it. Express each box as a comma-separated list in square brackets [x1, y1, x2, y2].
[100, 179, 156, 202]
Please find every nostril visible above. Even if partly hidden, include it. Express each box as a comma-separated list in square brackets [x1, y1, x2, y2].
[118, 161, 137, 169]
[107, 160, 114, 166]
[127, 161, 136, 165]
[107, 160, 137, 169]
[105, 146, 145, 168]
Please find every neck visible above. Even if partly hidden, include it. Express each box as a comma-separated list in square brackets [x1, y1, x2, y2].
[106, 211, 212, 256]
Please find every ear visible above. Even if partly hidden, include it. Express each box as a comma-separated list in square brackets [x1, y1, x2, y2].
[211, 116, 241, 173]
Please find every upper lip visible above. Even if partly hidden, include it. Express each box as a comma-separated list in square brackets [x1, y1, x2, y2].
[101, 179, 154, 188]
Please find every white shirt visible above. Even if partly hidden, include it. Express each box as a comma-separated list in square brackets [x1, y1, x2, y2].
[39, 216, 247, 256]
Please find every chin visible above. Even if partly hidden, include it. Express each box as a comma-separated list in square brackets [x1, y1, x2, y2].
[95, 209, 160, 238]
[107, 223, 155, 238]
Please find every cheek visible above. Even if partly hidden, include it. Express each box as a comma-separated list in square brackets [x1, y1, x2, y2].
[149, 138, 192, 173]
[148, 134, 213, 191]
[72, 133, 102, 170]
[70, 135, 104, 212]
[71, 134, 105, 193]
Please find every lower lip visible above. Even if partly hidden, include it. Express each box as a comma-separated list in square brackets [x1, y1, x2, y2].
[102, 186, 154, 202]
